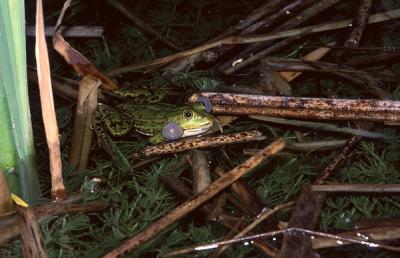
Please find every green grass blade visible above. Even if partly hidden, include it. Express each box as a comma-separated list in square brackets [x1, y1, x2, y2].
[0, 0, 41, 204]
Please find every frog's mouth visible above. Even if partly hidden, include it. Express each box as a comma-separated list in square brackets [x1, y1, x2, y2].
[182, 122, 215, 137]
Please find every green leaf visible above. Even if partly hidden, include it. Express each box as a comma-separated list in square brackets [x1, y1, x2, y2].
[0, 0, 41, 204]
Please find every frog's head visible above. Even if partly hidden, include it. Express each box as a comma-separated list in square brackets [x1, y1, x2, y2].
[167, 103, 218, 139]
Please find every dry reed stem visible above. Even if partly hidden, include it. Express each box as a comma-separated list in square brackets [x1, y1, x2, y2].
[36, 0, 65, 201]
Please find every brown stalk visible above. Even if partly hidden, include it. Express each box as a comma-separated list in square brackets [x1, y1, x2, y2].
[68, 77, 100, 171]
[261, 57, 393, 98]
[17, 206, 48, 258]
[244, 140, 347, 154]
[215, 105, 400, 122]
[189, 93, 400, 122]
[345, 0, 373, 47]
[27, 69, 79, 101]
[312, 226, 400, 249]
[262, 57, 397, 81]
[0, 201, 109, 246]
[280, 187, 326, 258]
[346, 52, 400, 67]
[201, 0, 316, 64]
[222, 0, 342, 73]
[169, 227, 400, 256]
[314, 135, 361, 184]
[102, 138, 285, 258]
[163, 0, 287, 72]
[189, 93, 400, 112]
[354, 216, 400, 230]
[137, 130, 266, 157]
[201, 202, 293, 258]
[160, 177, 279, 257]
[26, 26, 104, 38]
[311, 184, 400, 193]
[0, 169, 14, 216]
[213, 167, 265, 216]
[104, 0, 181, 51]
[36, 0, 66, 201]
[107, 9, 400, 76]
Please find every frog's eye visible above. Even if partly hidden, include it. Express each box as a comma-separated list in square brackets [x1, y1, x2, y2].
[183, 110, 193, 120]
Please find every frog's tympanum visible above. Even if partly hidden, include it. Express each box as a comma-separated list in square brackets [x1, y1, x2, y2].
[92, 86, 218, 144]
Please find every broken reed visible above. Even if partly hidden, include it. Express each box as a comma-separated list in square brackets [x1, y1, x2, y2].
[137, 130, 266, 157]
[189, 93, 400, 122]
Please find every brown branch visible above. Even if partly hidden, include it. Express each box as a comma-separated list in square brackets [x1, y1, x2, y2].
[164, 227, 400, 256]
[0, 201, 109, 246]
[0, 169, 14, 216]
[280, 187, 325, 258]
[166, 202, 293, 257]
[102, 138, 285, 258]
[106, 9, 400, 76]
[345, 0, 373, 47]
[137, 130, 266, 157]
[104, 0, 181, 51]
[189, 93, 400, 123]
[312, 226, 400, 249]
[310, 184, 400, 193]
[17, 206, 48, 258]
[163, 0, 287, 72]
[314, 136, 361, 184]
[160, 177, 279, 257]
[200, 0, 316, 64]
[221, 0, 342, 73]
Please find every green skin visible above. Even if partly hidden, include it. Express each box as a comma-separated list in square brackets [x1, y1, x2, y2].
[94, 102, 217, 144]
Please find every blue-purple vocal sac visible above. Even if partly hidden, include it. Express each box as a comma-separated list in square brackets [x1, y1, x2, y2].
[197, 96, 212, 113]
[162, 121, 184, 140]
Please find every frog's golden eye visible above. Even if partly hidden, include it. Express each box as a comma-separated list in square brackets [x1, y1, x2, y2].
[183, 110, 193, 120]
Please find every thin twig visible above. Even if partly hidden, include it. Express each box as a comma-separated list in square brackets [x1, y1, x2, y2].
[160, 177, 279, 257]
[197, 202, 293, 258]
[312, 226, 400, 249]
[26, 26, 103, 37]
[222, 0, 342, 73]
[0, 201, 109, 246]
[137, 130, 266, 157]
[315, 136, 361, 184]
[102, 138, 285, 258]
[107, 9, 400, 76]
[345, 0, 373, 47]
[104, 0, 181, 51]
[311, 184, 400, 193]
[163, 227, 400, 256]
[250, 116, 388, 139]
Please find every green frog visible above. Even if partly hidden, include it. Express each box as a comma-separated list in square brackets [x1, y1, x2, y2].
[93, 86, 217, 144]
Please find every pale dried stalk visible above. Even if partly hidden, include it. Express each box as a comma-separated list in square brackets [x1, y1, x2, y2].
[36, 0, 65, 200]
